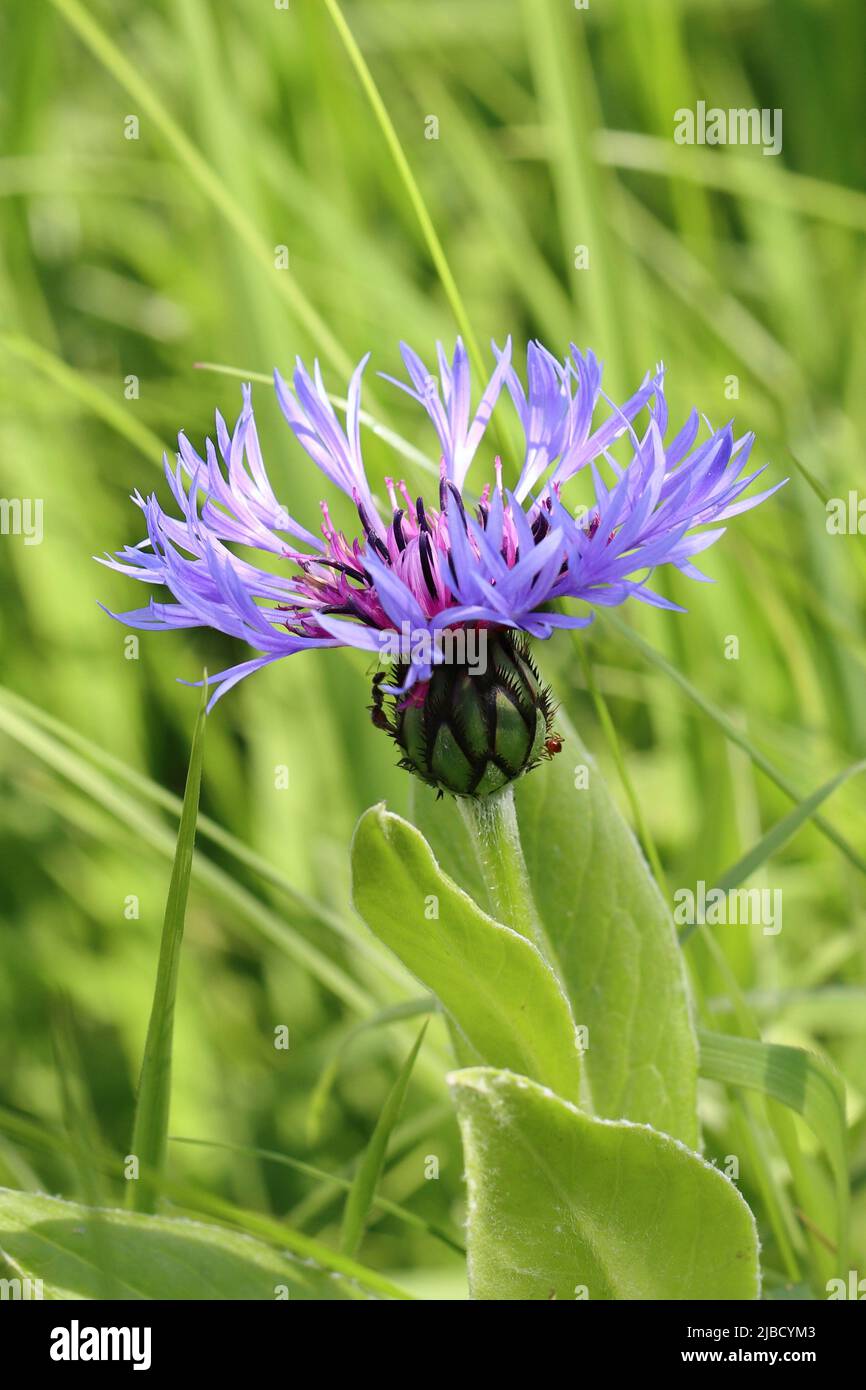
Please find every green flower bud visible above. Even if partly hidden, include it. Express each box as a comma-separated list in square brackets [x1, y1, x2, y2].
[370, 629, 561, 798]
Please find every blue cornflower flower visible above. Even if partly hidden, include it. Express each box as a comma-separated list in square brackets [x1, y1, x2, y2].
[99, 339, 784, 795]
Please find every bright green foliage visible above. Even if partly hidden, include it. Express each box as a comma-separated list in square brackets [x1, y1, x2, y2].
[352, 806, 583, 1104]
[450, 1069, 760, 1301]
[0, 1188, 359, 1300]
[0, 0, 863, 1303]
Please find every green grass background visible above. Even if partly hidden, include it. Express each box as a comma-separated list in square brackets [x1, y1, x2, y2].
[0, 0, 864, 1297]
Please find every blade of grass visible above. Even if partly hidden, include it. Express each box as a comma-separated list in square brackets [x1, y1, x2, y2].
[787, 450, 866, 589]
[307, 997, 437, 1145]
[10, 715, 452, 1102]
[128, 682, 207, 1213]
[689, 929, 837, 1288]
[699, 1028, 849, 1269]
[523, 0, 626, 388]
[680, 760, 866, 945]
[410, 73, 573, 344]
[0, 331, 165, 463]
[787, 449, 832, 507]
[724, 1093, 802, 1282]
[288, 1101, 453, 1230]
[603, 612, 866, 878]
[170, 1134, 463, 1256]
[714, 761, 866, 891]
[50, 1001, 125, 1297]
[0, 690, 380, 1011]
[710, 986, 866, 1036]
[340, 1021, 428, 1258]
[322, 0, 484, 378]
[0, 683, 405, 986]
[47, 0, 353, 377]
[596, 130, 866, 234]
[0, 1106, 415, 1300]
[612, 183, 800, 397]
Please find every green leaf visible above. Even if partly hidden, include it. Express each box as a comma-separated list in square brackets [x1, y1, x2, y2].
[520, 714, 698, 1143]
[351, 805, 583, 1104]
[450, 1068, 760, 1301]
[340, 1022, 428, 1257]
[0, 1188, 355, 1300]
[128, 688, 206, 1213]
[0, 1109, 414, 1300]
[698, 1029, 849, 1266]
[413, 716, 698, 1142]
[409, 782, 490, 909]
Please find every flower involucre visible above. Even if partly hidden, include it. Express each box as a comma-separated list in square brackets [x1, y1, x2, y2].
[100, 338, 784, 796]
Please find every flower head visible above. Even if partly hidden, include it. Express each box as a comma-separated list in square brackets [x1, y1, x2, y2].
[99, 338, 784, 793]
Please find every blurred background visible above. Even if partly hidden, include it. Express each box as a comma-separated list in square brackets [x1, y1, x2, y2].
[0, 0, 864, 1297]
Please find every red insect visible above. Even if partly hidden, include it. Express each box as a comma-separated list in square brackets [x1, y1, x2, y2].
[543, 733, 564, 758]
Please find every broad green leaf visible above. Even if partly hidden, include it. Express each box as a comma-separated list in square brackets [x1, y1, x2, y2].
[351, 805, 583, 1104]
[450, 1068, 760, 1301]
[413, 718, 698, 1142]
[516, 715, 699, 1143]
[698, 1029, 849, 1266]
[128, 689, 206, 1213]
[0, 1188, 353, 1300]
[0, 1112, 414, 1300]
[340, 1023, 428, 1256]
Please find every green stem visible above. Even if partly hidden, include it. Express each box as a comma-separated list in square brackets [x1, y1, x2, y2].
[459, 787, 555, 964]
